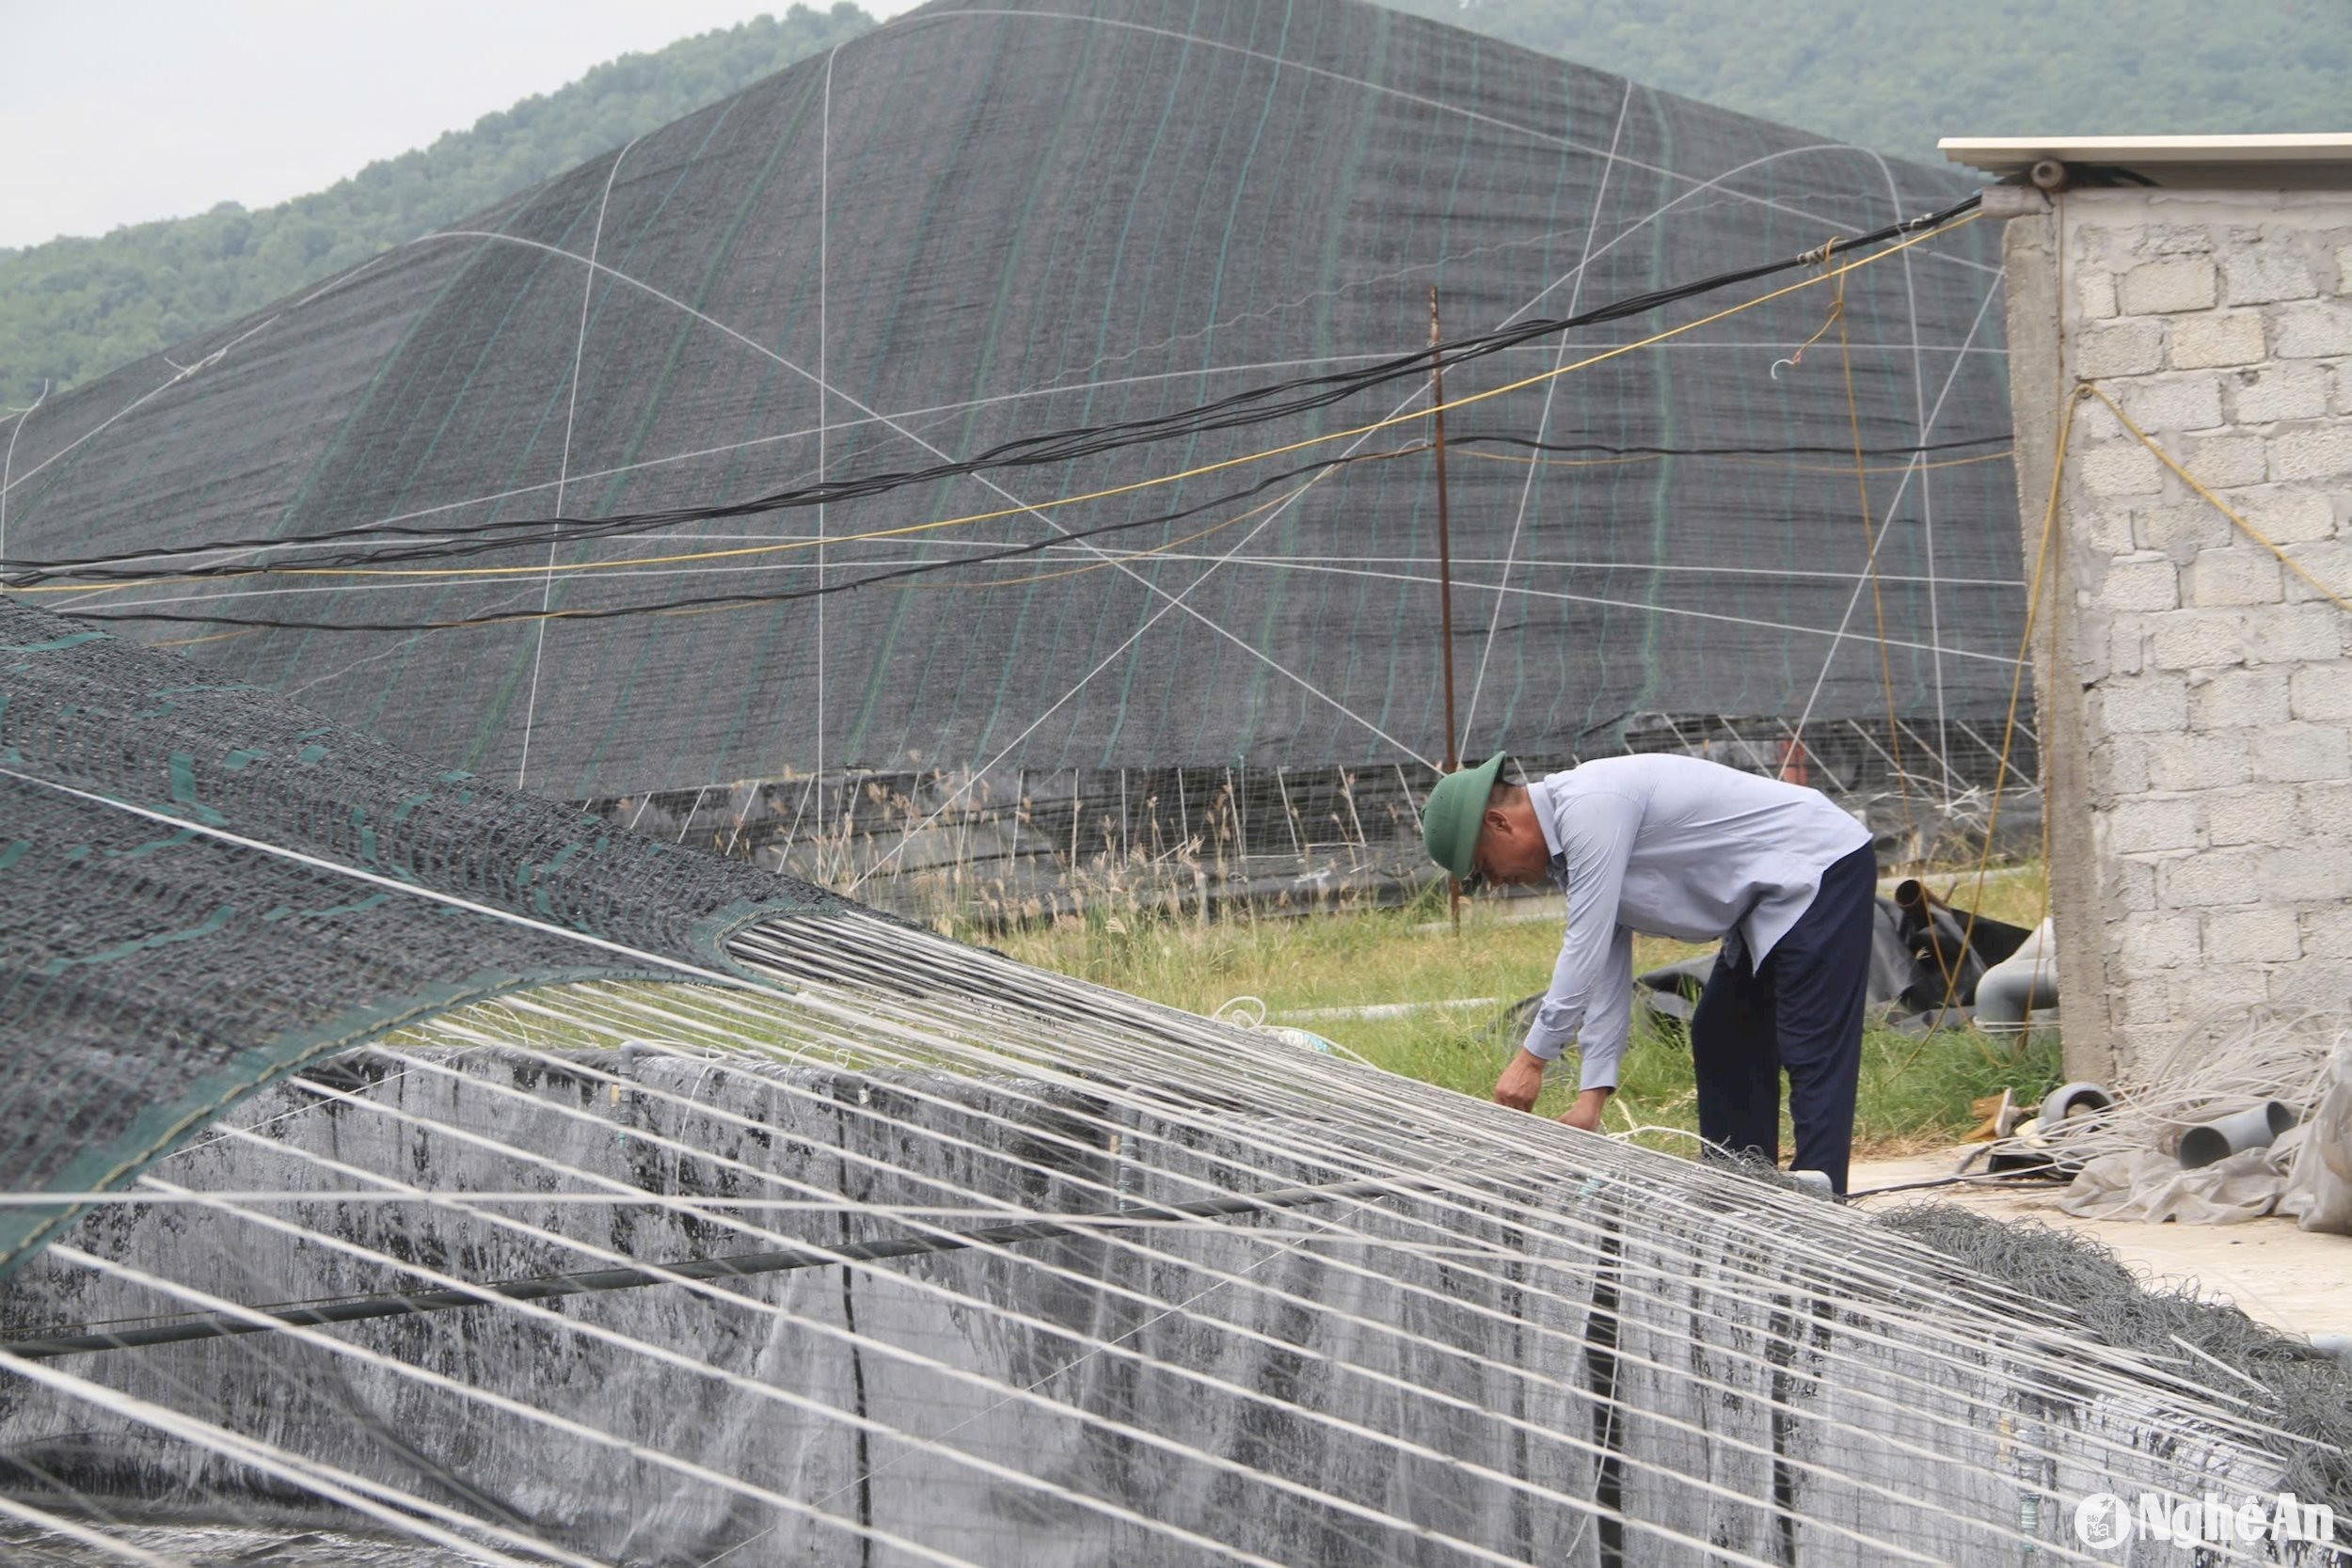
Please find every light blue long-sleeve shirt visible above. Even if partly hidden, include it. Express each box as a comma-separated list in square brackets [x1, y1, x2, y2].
[1521, 753, 1872, 1091]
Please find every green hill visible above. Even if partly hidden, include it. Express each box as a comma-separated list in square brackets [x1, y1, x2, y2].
[1382, 0, 2351, 169]
[7, 0, 2346, 409]
[0, 5, 875, 408]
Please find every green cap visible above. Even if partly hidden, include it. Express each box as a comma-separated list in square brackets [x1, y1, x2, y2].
[1422, 753, 1509, 882]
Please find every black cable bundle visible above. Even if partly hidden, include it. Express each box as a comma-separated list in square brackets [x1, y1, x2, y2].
[6, 192, 1980, 599]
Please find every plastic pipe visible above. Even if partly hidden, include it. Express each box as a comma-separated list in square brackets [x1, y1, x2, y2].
[2040, 1081, 2112, 1125]
[1784, 1170, 1836, 1198]
[1975, 920, 2057, 1037]
[2177, 1101, 2299, 1169]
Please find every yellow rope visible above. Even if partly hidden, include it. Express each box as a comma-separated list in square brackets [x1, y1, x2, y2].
[2025, 207, 2066, 1015]
[2084, 382, 2352, 614]
[1913, 383, 2089, 1050]
[676, 461, 1382, 613]
[150, 626, 265, 650]
[1834, 265, 1920, 869]
[900, 500, 1273, 591]
[465, 449, 1427, 626]
[23, 214, 1979, 604]
[914, 442, 1449, 592]
[1915, 376, 2346, 1052]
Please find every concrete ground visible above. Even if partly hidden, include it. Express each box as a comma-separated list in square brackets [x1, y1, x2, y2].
[1848, 1147, 2350, 1342]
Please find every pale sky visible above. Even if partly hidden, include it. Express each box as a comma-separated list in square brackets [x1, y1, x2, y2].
[0, 1, 925, 251]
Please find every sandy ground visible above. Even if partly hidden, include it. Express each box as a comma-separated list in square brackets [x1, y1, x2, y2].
[1847, 1147, 2350, 1342]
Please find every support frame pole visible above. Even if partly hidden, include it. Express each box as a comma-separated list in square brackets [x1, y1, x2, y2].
[1431, 287, 1462, 935]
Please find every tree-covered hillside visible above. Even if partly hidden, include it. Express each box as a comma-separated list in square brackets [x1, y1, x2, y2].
[0, 5, 874, 408]
[7, 0, 2345, 408]
[1384, 0, 2350, 167]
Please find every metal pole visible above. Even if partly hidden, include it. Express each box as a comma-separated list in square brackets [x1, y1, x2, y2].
[1431, 287, 1462, 935]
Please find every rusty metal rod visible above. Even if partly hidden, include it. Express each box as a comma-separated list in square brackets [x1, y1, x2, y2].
[1431, 287, 1462, 934]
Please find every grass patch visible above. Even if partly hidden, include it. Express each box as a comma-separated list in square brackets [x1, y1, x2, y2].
[985, 863, 2059, 1162]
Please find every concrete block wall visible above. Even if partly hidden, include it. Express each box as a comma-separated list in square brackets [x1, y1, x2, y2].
[2002, 190, 2352, 1082]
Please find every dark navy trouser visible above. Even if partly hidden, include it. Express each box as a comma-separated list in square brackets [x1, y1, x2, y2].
[1688, 842, 1877, 1194]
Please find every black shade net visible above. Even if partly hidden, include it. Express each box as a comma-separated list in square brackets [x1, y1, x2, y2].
[0, 599, 831, 1271]
[0, 0, 2016, 812]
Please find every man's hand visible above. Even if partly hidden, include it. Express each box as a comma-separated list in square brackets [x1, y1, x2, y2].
[1558, 1086, 1613, 1133]
[1492, 1049, 1547, 1112]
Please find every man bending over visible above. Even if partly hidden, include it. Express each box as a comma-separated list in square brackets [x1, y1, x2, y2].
[1422, 751, 1876, 1193]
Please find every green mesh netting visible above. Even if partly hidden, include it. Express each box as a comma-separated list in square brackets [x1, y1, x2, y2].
[0, 600, 834, 1270]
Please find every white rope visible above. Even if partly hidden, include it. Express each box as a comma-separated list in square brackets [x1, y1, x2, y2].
[112, 1035, 2245, 1560]
[0, 316, 276, 501]
[834, 151, 1995, 887]
[47, 1239, 991, 1568]
[882, 9, 1999, 277]
[1, 375, 49, 561]
[174, 1101, 2039, 1566]
[0, 1492, 188, 1568]
[164, 1139, 1650, 1568]
[36, 548, 2032, 617]
[1790, 277, 2006, 749]
[0, 763, 788, 997]
[1460, 80, 1633, 757]
[518, 135, 643, 793]
[0, 926, 2286, 1560]
[411, 228, 1432, 775]
[838, 372, 1447, 889]
[241, 938, 2298, 1472]
[0, 1347, 604, 1568]
[7, 339, 2007, 581]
